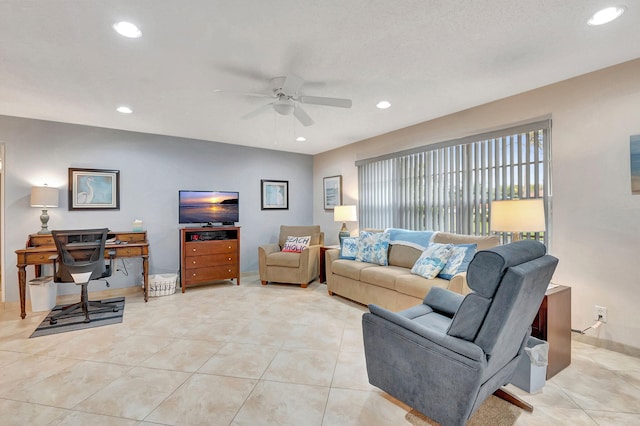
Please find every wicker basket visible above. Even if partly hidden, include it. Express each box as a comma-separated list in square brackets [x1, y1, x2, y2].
[148, 273, 178, 297]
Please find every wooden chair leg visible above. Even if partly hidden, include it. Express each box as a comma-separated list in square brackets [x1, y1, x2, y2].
[493, 388, 533, 412]
[301, 283, 308, 288]
[261, 280, 267, 285]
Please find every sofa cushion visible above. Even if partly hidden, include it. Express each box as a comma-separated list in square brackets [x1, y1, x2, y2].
[396, 274, 450, 299]
[438, 244, 477, 279]
[360, 266, 410, 290]
[339, 236, 358, 260]
[433, 232, 499, 251]
[410, 243, 454, 279]
[388, 244, 423, 268]
[332, 259, 377, 281]
[282, 236, 311, 253]
[356, 231, 390, 265]
[266, 251, 301, 268]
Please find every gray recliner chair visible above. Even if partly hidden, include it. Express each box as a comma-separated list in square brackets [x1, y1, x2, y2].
[362, 240, 559, 426]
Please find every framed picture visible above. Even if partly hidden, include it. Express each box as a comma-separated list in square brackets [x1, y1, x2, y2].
[631, 135, 640, 195]
[261, 179, 289, 210]
[323, 175, 342, 210]
[68, 168, 120, 210]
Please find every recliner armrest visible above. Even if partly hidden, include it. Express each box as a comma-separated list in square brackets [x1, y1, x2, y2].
[423, 287, 464, 317]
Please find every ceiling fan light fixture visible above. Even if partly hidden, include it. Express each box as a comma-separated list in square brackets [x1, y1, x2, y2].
[296, 136, 306, 142]
[588, 6, 625, 26]
[376, 100, 391, 109]
[116, 106, 133, 114]
[113, 21, 142, 38]
[273, 99, 295, 115]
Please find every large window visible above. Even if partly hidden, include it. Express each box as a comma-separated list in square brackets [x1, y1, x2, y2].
[357, 119, 552, 244]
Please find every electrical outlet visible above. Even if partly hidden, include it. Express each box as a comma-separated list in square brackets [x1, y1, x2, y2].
[594, 305, 607, 323]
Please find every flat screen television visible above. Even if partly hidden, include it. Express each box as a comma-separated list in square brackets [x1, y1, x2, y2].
[179, 190, 239, 225]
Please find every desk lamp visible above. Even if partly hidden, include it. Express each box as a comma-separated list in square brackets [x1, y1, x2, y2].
[490, 199, 545, 241]
[334, 205, 357, 240]
[31, 185, 59, 234]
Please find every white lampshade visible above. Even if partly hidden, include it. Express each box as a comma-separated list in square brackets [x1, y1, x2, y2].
[334, 205, 357, 222]
[490, 199, 545, 233]
[30, 186, 59, 208]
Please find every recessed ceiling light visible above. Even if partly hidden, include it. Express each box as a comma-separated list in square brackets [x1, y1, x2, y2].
[116, 106, 133, 114]
[376, 101, 391, 109]
[113, 21, 142, 38]
[296, 136, 306, 142]
[588, 6, 625, 26]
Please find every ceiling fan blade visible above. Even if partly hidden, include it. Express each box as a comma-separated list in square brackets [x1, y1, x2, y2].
[293, 104, 315, 127]
[241, 103, 273, 120]
[214, 89, 273, 99]
[282, 75, 304, 95]
[299, 95, 352, 108]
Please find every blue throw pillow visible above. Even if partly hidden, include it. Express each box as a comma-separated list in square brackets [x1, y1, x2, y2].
[356, 231, 390, 265]
[438, 244, 477, 280]
[410, 243, 454, 279]
[339, 237, 358, 260]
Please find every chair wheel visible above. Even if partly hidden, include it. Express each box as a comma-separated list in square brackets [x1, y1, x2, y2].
[49, 319, 57, 325]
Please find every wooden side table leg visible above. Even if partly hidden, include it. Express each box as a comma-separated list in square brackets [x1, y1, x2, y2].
[142, 255, 149, 302]
[18, 265, 27, 319]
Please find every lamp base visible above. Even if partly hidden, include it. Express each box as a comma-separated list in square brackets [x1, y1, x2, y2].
[38, 208, 51, 234]
[338, 222, 350, 240]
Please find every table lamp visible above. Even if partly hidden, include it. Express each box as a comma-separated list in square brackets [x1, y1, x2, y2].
[334, 205, 357, 240]
[31, 185, 59, 234]
[490, 199, 545, 241]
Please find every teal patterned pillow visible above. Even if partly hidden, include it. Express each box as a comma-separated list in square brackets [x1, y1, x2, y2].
[339, 237, 358, 260]
[438, 244, 477, 280]
[411, 243, 454, 279]
[356, 231, 390, 265]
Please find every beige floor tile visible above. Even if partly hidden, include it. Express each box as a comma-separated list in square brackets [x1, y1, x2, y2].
[145, 373, 256, 425]
[262, 348, 338, 387]
[6, 360, 131, 408]
[585, 410, 640, 425]
[231, 380, 328, 426]
[198, 342, 279, 379]
[0, 398, 69, 425]
[54, 410, 139, 425]
[284, 323, 344, 351]
[74, 366, 191, 420]
[505, 381, 579, 409]
[141, 337, 225, 372]
[322, 388, 408, 426]
[0, 353, 80, 395]
[514, 406, 598, 425]
[332, 349, 376, 391]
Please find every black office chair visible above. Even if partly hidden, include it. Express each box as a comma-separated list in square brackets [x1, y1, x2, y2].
[49, 228, 117, 324]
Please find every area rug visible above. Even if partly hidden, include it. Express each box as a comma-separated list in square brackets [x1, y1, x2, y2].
[30, 297, 125, 338]
[405, 395, 522, 426]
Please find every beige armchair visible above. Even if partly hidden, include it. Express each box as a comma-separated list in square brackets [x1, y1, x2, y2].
[258, 225, 324, 288]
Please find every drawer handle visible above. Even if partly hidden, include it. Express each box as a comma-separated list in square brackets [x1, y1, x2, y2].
[192, 273, 197, 277]
[192, 260, 197, 264]
[192, 248, 197, 252]
[228, 257, 231, 261]
[228, 246, 232, 249]
[228, 269, 231, 272]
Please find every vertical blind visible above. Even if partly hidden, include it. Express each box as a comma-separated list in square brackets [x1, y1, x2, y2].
[356, 119, 552, 244]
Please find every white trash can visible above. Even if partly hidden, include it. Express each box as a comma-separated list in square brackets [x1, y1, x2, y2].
[510, 336, 549, 393]
[28, 276, 57, 312]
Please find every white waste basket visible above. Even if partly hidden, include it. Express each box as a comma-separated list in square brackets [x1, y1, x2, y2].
[28, 276, 57, 312]
[510, 336, 549, 393]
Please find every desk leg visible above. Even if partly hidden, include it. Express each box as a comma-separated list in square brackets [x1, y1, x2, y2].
[142, 255, 149, 302]
[18, 265, 27, 319]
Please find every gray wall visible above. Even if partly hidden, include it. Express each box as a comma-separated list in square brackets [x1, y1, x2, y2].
[1, 115, 314, 301]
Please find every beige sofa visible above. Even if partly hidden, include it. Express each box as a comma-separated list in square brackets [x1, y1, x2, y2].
[325, 231, 499, 311]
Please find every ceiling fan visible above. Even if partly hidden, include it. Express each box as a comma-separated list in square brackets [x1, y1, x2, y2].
[239, 75, 352, 126]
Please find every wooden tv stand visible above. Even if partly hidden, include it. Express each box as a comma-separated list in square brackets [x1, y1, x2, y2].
[180, 227, 240, 292]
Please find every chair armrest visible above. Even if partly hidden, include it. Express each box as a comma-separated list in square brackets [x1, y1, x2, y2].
[368, 304, 484, 361]
[258, 243, 281, 256]
[325, 248, 339, 281]
[423, 287, 464, 317]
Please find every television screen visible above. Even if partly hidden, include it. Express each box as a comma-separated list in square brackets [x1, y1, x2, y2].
[179, 190, 239, 224]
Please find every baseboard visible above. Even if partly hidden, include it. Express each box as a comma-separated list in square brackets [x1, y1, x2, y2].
[572, 333, 640, 358]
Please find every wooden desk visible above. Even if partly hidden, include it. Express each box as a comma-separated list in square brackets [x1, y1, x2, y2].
[15, 230, 150, 319]
[531, 284, 572, 379]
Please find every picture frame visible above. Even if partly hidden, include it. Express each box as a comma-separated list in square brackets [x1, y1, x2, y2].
[323, 175, 342, 210]
[261, 179, 289, 210]
[631, 135, 640, 195]
[68, 168, 120, 210]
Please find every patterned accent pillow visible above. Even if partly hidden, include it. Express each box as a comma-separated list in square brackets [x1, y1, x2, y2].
[438, 244, 477, 280]
[356, 231, 390, 265]
[339, 237, 358, 260]
[411, 243, 454, 279]
[282, 236, 311, 253]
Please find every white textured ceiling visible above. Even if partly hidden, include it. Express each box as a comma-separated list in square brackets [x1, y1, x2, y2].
[1, 1, 639, 155]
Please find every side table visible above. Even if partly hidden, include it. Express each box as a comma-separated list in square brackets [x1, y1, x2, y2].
[531, 284, 572, 379]
[319, 245, 340, 284]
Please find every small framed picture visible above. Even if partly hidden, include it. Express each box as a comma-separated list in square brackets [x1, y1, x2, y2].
[323, 175, 342, 210]
[261, 179, 289, 210]
[68, 168, 120, 210]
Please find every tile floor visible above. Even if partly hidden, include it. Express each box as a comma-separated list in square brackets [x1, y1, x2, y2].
[0, 276, 639, 425]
